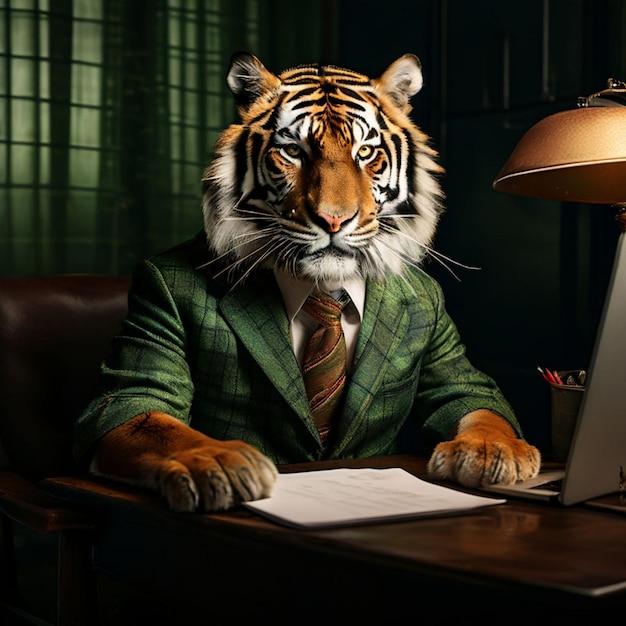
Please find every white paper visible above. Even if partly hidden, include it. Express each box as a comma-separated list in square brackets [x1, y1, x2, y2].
[243, 467, 505, 529]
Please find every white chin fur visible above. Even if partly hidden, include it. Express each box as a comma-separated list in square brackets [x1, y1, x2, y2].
[296, 253, 361, 283]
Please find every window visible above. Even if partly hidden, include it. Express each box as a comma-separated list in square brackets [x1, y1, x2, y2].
[0, 0, 326, 275]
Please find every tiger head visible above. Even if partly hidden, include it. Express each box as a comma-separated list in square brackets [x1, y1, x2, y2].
[202, 52, 444, 284]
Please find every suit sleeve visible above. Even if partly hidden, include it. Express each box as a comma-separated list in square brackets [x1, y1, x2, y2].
[73, 259, 194, 465]
[412, 276, 524, 448]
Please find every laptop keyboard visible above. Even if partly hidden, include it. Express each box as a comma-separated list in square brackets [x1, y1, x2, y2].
[530, 479, 563, 492]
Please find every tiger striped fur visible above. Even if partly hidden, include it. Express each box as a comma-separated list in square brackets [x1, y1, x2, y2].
[201, 52, 444, 285]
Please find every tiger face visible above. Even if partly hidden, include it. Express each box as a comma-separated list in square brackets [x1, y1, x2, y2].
[202, 52, 444, 284]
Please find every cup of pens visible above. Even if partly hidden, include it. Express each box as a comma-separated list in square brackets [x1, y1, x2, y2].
[538, 367, 586, 462]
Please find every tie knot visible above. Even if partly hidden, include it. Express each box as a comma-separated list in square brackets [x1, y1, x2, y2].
[302, 290, 347, 327]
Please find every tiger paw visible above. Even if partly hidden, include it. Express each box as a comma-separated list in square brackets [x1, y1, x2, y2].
[92, 412, 279, 513]
[426, 411, 541, 488]
[157, 440, 278, 513]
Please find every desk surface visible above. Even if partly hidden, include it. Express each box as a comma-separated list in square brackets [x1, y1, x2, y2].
[43, 455, 626, 622]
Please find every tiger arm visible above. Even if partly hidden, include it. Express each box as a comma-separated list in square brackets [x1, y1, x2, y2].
[90, 411, 278, 513]
[426, 409, 541, 487]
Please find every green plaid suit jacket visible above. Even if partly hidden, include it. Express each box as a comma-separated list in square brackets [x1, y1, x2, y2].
[74, 232, 521, 465]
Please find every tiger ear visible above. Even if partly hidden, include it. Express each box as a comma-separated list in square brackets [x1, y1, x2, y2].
[226, 51, 281, 110]
[375, 54, 423, 112]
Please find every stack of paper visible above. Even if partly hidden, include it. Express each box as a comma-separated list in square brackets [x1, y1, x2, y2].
[243, 467, 505, 529]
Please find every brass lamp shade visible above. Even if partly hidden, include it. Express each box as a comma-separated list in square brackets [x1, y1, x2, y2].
[493, 107, 626, 204]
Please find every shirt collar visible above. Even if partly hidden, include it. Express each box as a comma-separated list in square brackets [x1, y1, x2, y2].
[273, 267, 366, 323]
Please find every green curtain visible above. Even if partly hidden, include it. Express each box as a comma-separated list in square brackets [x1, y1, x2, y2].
[0, 0, 331, 277]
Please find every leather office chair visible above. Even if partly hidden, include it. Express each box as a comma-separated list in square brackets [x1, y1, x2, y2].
[0, 274, 130, 625]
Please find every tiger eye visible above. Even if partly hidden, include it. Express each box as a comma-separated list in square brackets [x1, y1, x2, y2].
[283, 144, 302, 158]
[357, 144, 374, 160]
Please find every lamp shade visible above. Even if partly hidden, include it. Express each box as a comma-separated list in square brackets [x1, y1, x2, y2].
[493, 106, 626, 204]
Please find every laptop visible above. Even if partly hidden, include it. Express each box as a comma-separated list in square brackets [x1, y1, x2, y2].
[483, 232, 626, 507]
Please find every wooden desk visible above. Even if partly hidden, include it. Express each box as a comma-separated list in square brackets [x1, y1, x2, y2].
[43, 455, 626, 624]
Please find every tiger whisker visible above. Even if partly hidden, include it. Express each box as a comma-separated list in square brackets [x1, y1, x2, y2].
[210, 243, 272, 287]
[378, 222, 476, 280]
[227, 230, 295, 287]
[228, 227, 280, 247]
[223, 210, 276, 222]
[229, 238, 286, 288]
[373, 236, 432, 276]
[374, 230, 463, 282]
[197, 227, 273, 268]
[275, 240, 303, 278]
[379, 218, 479, 271]
[222, 204, 276, 221]
[197, 227, 281, 278]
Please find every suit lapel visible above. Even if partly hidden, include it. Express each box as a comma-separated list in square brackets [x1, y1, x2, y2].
[219, 273, 312, 420]
[219, 271, 411, 453]
[333, 278, 409, 456]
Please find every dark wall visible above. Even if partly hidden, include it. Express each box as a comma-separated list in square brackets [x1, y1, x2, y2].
[335, 0, 626, 453]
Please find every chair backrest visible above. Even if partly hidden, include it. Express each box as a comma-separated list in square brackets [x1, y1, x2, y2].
[0, 274, 130, 481]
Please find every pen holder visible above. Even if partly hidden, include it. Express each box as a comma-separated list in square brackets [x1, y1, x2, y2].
[550, 371, 585, 462]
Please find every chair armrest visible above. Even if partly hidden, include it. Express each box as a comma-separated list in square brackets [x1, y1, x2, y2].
[0, 470, 94, 532]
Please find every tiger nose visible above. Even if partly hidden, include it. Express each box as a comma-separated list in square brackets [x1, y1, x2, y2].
[318, 210, 357, 233]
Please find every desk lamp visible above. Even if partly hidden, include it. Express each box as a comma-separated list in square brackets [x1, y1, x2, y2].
[492, 80, 626, 489]
[493, 79, 626, 204]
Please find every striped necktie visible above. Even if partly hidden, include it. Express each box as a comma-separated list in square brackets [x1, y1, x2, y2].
[301, 289, 349, 444]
